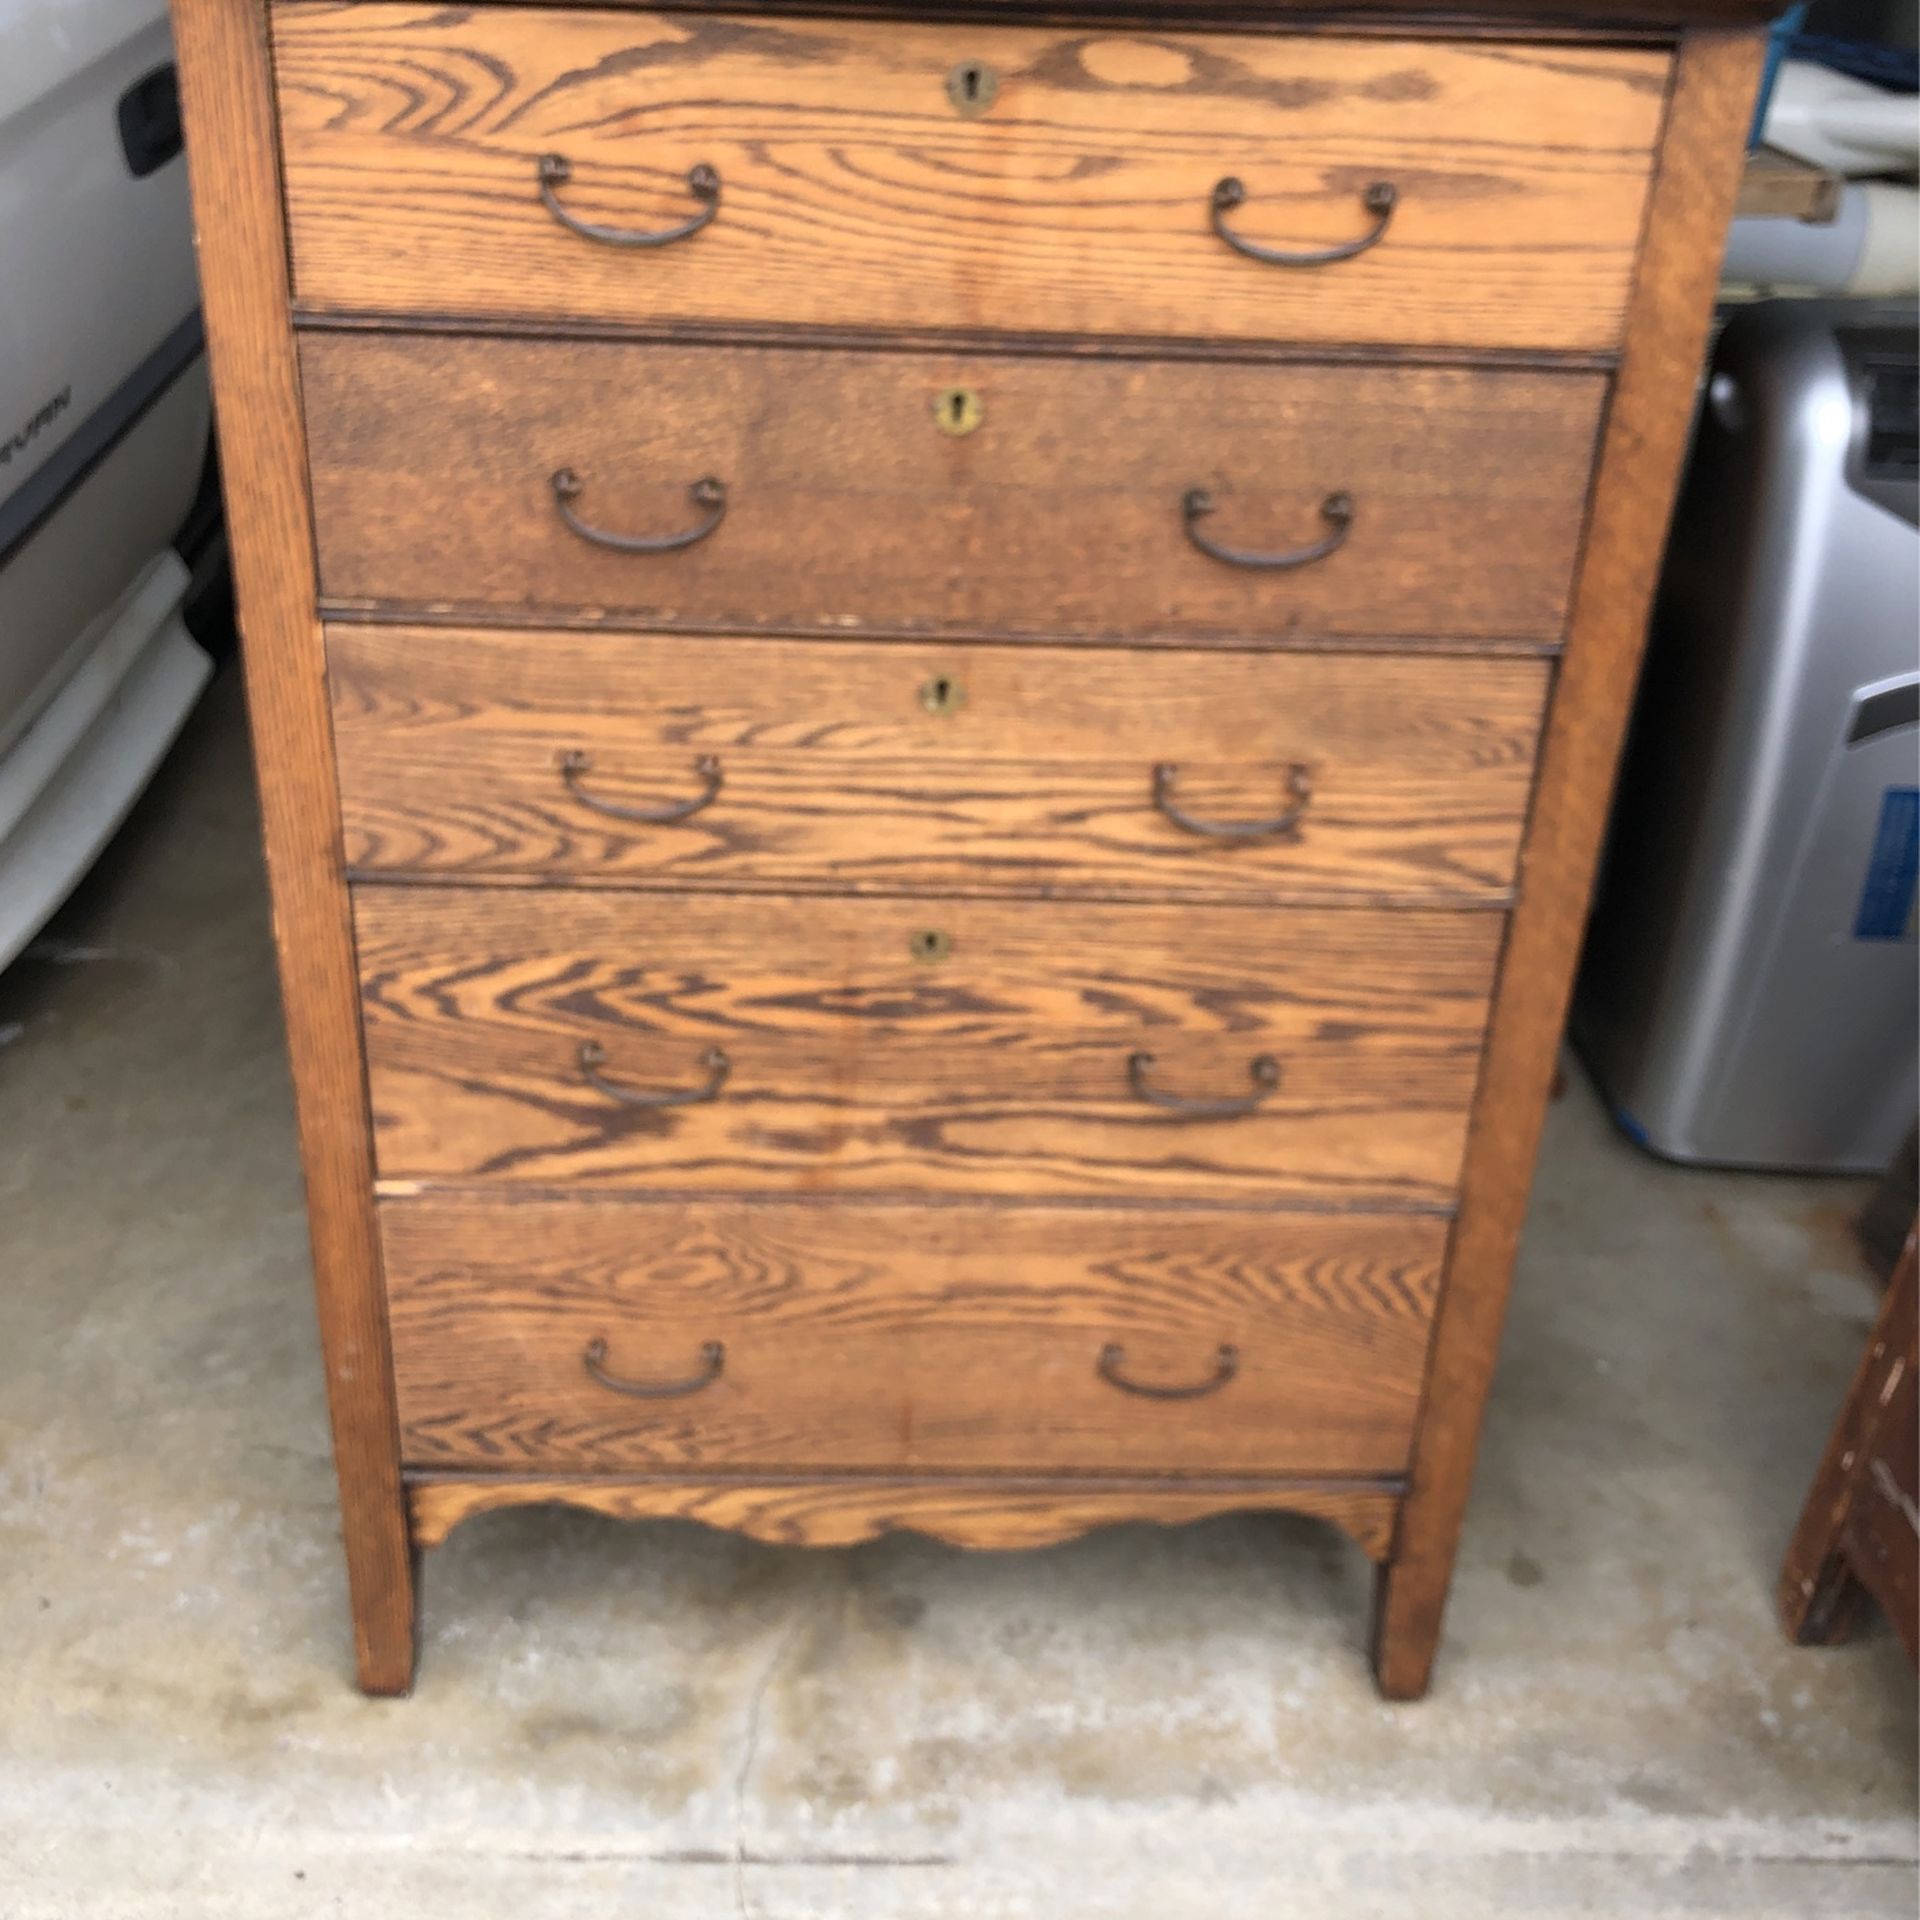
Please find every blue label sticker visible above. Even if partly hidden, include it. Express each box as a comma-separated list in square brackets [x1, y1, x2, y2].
[1855, 787, 1919, 941]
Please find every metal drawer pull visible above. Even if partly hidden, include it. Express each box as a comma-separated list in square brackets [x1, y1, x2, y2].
[1153, 762, 1311, 841]
[559, 749, 723, 824]
[1098, 1341, 1240, 1401]
[578, 1040, 731, 1108]
[1128, 1050, 1280, 1117]
[552, 469, 727, 554]
[583, 1336, 726, 1400]
[1210, 176, 1396, 267]
[1183, 487, 1353, 570]
[538, 154, 721, 249]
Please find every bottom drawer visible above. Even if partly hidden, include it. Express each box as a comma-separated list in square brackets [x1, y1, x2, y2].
[383, 1197, 1444, 1476]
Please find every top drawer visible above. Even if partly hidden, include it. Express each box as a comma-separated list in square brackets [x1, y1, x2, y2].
[274, 6, 1669, 355]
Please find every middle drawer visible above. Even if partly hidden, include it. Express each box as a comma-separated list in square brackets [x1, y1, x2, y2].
[356, 889, 1502, 1207]
[302, 333, 1604, 644]
[331, 626, 1550, 905]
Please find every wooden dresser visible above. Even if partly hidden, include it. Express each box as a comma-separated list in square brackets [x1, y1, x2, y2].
[170, 0, 1763, 1697]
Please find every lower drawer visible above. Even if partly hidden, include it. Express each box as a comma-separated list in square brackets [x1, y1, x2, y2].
[356, 888, 1501, 1206]
[382, 1196, 1445, 1475]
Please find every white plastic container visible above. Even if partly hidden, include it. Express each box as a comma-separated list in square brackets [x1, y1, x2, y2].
[1763, 59, 1920, 177]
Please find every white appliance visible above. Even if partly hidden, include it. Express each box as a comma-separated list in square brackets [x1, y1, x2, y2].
[0, 0, 217, 970]
[1726, 57, 1920, 297]
[1764, 58, 1920, 176]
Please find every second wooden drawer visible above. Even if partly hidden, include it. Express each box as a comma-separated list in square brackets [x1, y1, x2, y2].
[303, 335, 1604, 644]
[357, 889, 1501, 1206]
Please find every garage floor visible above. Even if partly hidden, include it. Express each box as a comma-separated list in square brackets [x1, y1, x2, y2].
[0, 673, 1913, 1919]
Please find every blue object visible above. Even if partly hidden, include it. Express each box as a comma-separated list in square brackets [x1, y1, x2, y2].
[1751, 4, 1811, 147]
[1792, 30, 1920, 94]
[1855, 788, 1919, 941]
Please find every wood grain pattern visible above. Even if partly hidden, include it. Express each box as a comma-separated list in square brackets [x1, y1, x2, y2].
[300, 336, 1606, 645]
[409, 1470, 1405, 1561]
[1371, 26, 1766, 1703]
[274, 6, 1668, 352]
[383, 1195, 1444, 1473]
[330, 626, 1550, 903]
[387, 2, 1775, 32]
[170, 0, 417, 1696]
[355, 888, 1502, 1205]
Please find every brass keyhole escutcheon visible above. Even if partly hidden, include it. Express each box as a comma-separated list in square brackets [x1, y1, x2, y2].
[919, 672, 965, 715]
[946, 59, 999, 116]
[910, 929, 953, 964]
[934, 387, 983, 437]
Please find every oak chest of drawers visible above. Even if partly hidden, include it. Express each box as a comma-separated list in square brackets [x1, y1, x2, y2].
[171, 0, 1763, 1696]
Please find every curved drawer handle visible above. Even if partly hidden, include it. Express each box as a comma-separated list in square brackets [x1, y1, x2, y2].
[1128, 1050, 1279, 1118]
[583, 1336, 726, 1400]
[538, 154, 721, 249]
[1183, 487, 1352, 571]
[1097, 1341, 1240, 1402]
[559, 749, 723, 825]
[552, 468, 727, 555]
[1153, 762, 1311, 842]
[1210, 176, 1396, 268]
[578, 1040, 731, 1109]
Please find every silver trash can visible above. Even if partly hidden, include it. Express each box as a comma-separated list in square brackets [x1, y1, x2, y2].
[1575, 298, 1919, 1172]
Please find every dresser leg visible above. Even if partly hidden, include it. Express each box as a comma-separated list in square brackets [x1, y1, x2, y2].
[1370, 1554, 1441, 1701]
[347, 1529, 420, 1698]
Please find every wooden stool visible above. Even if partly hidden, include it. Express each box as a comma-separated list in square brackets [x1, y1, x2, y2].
[1781, 1224, 1919, 1666]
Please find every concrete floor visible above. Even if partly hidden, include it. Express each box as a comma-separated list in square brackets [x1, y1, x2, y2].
[0, 672, 1912, 1919]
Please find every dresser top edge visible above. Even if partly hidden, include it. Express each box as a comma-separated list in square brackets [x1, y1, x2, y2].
[257, 0, 1775, 43]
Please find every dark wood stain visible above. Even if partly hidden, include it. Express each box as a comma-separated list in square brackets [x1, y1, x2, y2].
[301, 333, 1606, 642]
[1779, 1225, 1918, 1662]
[292, 308, 1622, 376]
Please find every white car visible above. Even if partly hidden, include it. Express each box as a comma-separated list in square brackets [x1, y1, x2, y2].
[0, 0, 220, 970]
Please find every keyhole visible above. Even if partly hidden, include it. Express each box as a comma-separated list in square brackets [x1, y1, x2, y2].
[919, 672, 965, 714]
[946, 59, 999, 117]
[933, 386, 983, 437]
